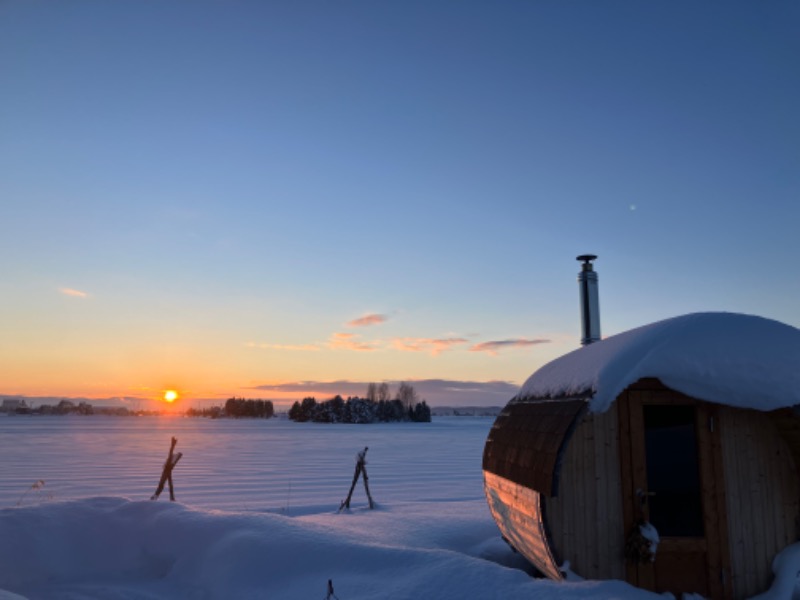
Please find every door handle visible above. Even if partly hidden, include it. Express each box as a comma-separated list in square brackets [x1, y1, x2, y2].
[636, 488, 656, 507]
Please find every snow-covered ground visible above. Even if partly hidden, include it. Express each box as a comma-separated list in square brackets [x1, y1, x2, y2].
[0, 416, 715, 599]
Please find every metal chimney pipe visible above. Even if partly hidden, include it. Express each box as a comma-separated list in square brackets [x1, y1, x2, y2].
[577, 255, 600, 345]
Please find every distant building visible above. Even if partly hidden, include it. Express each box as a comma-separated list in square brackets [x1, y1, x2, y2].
[0, 399, 27, 413]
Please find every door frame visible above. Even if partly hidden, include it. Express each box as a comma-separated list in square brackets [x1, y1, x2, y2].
[618, 379, 732, 599]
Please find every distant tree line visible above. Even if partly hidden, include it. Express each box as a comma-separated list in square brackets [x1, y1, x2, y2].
[288, 382, 431, 424]
[185, 406, 224, 419]
[1, 398, 277, 419]
[223, 398, 275, 419]
[0, 399, 94, 416]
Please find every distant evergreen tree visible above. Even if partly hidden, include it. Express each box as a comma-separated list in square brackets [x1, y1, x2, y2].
[341, 397, 352, 423]
[288, 401, 302, 421]
[56, 400, 75, 415]
[411, 400, 432, 422]
[390, 399, 407, 421]
[299, 397, 317, 422]
[287, 397, 317, 422]
[327, 395, 345, 422]
[376, 399, 391, 422]
[224, 398, 275, 418]
[347, 397, 377, 424]
[313, 398, 334, 422]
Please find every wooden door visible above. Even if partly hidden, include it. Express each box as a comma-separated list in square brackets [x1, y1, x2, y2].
[618, 381, 732, 599]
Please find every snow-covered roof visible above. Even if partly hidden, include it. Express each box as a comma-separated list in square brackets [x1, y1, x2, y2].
[518, 312, 800, 414]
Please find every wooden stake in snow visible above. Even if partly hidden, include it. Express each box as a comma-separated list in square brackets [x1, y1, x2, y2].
[338, 446, 374, 511]
[151, 436, 183, 501]
[325, 579, 339, 600]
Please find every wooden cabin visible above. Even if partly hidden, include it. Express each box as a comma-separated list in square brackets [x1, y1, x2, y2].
[483, 312, 800, 599]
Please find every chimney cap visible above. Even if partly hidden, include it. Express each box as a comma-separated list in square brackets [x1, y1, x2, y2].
[576, 254, 598, 264]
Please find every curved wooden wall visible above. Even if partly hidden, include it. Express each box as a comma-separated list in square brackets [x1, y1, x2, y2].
[484, 470, 562, 580]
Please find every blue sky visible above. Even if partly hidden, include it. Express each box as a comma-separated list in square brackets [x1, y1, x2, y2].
[1, 1, 798, 406]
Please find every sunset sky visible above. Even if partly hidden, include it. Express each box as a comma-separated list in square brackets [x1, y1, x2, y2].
[1, 1, 798, 407]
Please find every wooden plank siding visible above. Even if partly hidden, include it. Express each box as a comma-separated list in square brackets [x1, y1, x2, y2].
[483, 471, 562, 580]
[695, 403, 732, 600]
[617, 386, 636, 586]
[770, 410, 800, 481]
[544, 405, 626, 580]
[483, 399, 588, 497]
[709, 405, 733, 596]
[625, 389, 657, 592]
[719, 408, 800, 599]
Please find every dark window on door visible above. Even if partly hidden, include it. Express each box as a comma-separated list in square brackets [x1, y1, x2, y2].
[643, 405, 704, 536]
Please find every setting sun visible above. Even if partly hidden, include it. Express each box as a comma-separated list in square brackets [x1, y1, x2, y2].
[164, 390, 179, 403]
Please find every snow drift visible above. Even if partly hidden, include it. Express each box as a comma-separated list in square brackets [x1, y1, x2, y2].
[0, 497, 670, 600]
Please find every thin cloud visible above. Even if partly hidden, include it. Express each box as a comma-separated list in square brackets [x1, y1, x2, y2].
[59, 287, 89, 298]
[392, 337, 469, 356]
[250, 379, 520, 406]
[329, 332, 379, 352]
[252, 380, 368, 396]
[416, 379, 520, 398]
[470, 338, 551, 355]
[346, 313, 388, 327]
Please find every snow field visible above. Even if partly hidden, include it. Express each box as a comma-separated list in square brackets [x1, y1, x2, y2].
[0, 417, 678, 599]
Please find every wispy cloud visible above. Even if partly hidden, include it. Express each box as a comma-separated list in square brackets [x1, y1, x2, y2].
[246, 330, 384, 353]
[249, 330, 552, 357]
[246, 342, 320, 351]
[252, 380, 367, 396]
[469, 338, 551, 355]
[59, 287, 89, 298]
[329, 332, 379, 352]
[250, 379, 520, 406]
[391, 337, 469, 356]
[346, 313, 388, 327]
